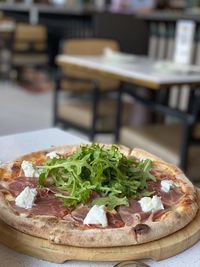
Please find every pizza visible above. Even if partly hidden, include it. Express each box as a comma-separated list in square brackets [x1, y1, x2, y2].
[0, 144, 198, 248]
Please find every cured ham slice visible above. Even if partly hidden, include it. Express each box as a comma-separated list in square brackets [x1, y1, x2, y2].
[118, 200, 145, 226]
[71, 206, 89, 222]
[152, 209, 170, 221]
[159, 188, 184, 206]
[7, 176, 38, 196]
[107, 211, 125, 228]
[9, 195, 69, 218]
[146, 180, 184, 206]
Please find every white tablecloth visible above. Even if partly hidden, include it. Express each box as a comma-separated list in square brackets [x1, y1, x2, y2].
[0, 128, 199, 267]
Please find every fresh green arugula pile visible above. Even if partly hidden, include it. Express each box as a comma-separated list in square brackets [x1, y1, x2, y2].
[39, 144, 156, 209]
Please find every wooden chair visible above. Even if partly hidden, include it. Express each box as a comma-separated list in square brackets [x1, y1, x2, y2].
[12, 23, 48, 68]
[119, 89, 200, 181]
[121, 122, 200, 181]
[54, 38, 132, 140]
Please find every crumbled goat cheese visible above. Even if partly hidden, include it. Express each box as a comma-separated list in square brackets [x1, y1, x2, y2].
[83, 205, 108, 227]
[161, 180, 174, 192]
[15, 186, 37, 209]
[21, 160, 40, 177]
[139, 195, 164, 212]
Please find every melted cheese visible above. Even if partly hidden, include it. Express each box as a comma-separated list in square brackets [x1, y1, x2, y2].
[83, 205, 108, 227]
[139, 196, 164, 212]
[15, 186, 37, 209]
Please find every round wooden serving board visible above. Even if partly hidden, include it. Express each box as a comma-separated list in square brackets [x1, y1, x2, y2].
[1, 190, 200, 264]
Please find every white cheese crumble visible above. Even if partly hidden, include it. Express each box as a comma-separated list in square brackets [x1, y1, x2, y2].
[83, 205, 108, 227]
[21, 160, 40, 177]
[46, 151, 59, 159]
[15, 186, 37, 209]
[139, 196, 164, 212]
[161, 180, 174, 192]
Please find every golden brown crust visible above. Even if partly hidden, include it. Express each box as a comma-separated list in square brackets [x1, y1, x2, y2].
[0, 145, 198, 247]
[15, 144, 80, 163]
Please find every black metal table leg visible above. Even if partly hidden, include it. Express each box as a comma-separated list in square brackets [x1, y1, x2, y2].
[180, 122, 193, 172]
[53, 73, 60, 126]
[90, 80, 100, 141]
[115, 82, 123, 143]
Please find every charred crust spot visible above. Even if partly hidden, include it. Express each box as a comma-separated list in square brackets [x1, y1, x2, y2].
[133, 224, 150, 234]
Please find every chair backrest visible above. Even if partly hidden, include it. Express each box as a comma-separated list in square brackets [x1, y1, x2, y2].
[62, 38, 120, 90]
[0, 17, 15, 47]
[14, 23, 47, 52]
[64, 38, 119, 55]
[0, 17, 15, 35]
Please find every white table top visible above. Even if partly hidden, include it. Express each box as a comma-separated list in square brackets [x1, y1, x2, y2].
[0, 128, 88, 163]
[57, 55, 200, 87]
[0, 128, 200, 267]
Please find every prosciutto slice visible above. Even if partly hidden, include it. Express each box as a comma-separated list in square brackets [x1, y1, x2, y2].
[152, 209, 169, 221]
[71, 206, 89, 222]
[146, 180, 184, 206]
[159, 188, 184, 206]
[107, 211, 125, 228]
[2, 176, 69, 219]
[146, 180, 161, 193]
[117, 200, 147, 226]
[7, 176, 38, 196]
[9, 195, 69, 218]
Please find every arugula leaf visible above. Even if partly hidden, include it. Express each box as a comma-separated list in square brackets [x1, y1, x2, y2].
[140, 191, 155, 197]
[91, 195, 128, 210]
[39, 144, 156, 209]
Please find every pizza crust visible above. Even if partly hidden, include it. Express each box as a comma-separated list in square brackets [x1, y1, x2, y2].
[0, 145, 198, 247]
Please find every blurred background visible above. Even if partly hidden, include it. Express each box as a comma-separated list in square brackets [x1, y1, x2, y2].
[0, 0, 200, 182]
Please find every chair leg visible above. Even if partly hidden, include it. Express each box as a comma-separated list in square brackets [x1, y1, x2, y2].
[155, 88, 170, 123]
[90, 80, 99, 141]
[53, 75, 60, 126]
[180, 121, 193, 173]
[187, 88, 196, 113]
[115, 83, 123, 143]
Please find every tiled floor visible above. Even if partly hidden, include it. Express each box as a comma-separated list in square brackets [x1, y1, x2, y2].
[0, 81, 113, 142]
[0, 81, 53, 136]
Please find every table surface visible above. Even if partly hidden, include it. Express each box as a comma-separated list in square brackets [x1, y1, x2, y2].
[57, 55, 200, 89]
[0, 128, 200, 267]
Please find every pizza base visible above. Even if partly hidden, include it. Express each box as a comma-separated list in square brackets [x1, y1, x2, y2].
[0, 145, 198, 247]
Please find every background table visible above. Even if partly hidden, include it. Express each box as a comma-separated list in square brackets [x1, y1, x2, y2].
[0, 128, 200, 267]
[56, 55, 200, 89]
[56, 54, 200, 171]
